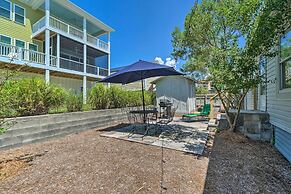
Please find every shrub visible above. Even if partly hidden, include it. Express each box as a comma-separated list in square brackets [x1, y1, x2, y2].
[0, 81, 18, 117]
[107, 86, 127, 108]
[0, 78, 66, 117]
[66, 92, 83, 112]
[89, 84, 109, 110]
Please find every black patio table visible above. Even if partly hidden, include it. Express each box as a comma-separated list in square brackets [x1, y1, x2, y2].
[129, 109, 158, 123]
[128, 109, 159, 137]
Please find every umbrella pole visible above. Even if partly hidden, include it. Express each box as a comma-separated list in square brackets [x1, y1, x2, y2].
[141, 79, 146, 123]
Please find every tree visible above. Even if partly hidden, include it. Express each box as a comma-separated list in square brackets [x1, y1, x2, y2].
[172, 0, 290, 131]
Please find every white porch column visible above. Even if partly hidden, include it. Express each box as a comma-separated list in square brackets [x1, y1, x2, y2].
[45, 0, 50, 27]
[83, 18, 87, 104]
[83, 76, 87, 104]
[107, 33, 111, 87]
[56, 33, 60, 68]
[45, 29, 50, 84]
[108, 32, 111, 76]
[45, 0, 50, 84]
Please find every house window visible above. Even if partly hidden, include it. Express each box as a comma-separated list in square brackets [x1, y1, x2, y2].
[0, 0, 11, 20]
[0, 34, 12, 45]
[29, 43, 38, 51]
[280, 30, 291, 89]
[15, 39, 25, 48]
[14, 4, 25, 25]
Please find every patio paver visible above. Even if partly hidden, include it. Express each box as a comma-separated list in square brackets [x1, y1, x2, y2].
[100, 119, 209, 155]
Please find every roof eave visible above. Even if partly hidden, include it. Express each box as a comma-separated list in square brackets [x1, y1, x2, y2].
[20, 0, 114, 33]
[66, 0, 115, 33]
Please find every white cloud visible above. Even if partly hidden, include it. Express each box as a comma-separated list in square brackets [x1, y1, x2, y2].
[154, 57, 176, 68]
[165, 57, 176, 67]
[154, 57, 164, 65]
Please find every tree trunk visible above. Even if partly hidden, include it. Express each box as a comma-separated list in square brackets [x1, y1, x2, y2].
[228, 90, 248, 132]
[215, 86, 249, 132]
[214, 86, 233, 130]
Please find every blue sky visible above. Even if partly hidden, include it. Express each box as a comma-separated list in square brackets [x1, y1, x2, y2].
[71, 0, 194, 69]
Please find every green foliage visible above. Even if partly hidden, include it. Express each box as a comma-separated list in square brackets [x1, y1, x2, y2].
[89, 84, 154, 110]
[89, 84, 109, 110]
[172, 0, 290, 130]
[66, 92, 83, 112]
[0, 78, 155, 122]
[82, 103, 92, 112]
[0, 127, 6, 135]
[107, 86, 127, 108]
[196, 86, 209, 95]
[0, 78, 66, 117]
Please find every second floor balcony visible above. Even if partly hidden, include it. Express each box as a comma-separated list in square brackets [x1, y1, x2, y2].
[32, 16, 110, 53]
[0, 43, 109, 77]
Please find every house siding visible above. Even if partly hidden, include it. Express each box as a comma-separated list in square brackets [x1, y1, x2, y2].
[0, 0, 44, 46]
[155, 76, 196, 113]
[275, 127, 291, 163]
[244, 90, 255, 110]
[266, 56, 291, 133]
[267, 55, 291, 162]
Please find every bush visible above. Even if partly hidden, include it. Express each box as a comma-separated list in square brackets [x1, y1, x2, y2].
[107, 86, 127, 108]
[89, 84, 109, 110]
[66, 92, 83, 112]
[0, 81, 18, 117]
[89, 84, 155, 110]
[0, 78, 66, 117]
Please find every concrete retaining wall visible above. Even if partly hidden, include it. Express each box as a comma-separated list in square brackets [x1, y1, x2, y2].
[218, 110, 273, 142]
[0, 107, 139, 150]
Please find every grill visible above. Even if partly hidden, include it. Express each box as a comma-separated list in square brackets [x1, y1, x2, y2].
[159, 99, 173, 118]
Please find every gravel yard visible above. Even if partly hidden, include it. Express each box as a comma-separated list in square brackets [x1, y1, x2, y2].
[0, 124, 290, 194]
[0, 124, 209, 194]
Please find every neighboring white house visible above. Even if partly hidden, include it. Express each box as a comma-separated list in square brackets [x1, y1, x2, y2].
[244, 30, 291, 162]
[152, 76, 196, 114]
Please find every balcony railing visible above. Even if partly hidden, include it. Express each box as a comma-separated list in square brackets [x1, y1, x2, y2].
[60, 57, 84, 72]
[86, 64, 109, 76]
[32, 16, 109, 52]
[32, 16, 46, 33]
[87, 34, 109, 52]
[0, 43, 45, 64]
[0, 43, 108, 77]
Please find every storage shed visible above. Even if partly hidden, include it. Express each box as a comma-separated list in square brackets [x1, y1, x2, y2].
[152, 76, 196, 114]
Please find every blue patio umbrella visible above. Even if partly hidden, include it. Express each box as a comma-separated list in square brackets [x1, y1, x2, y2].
[100, 60, 183, 123]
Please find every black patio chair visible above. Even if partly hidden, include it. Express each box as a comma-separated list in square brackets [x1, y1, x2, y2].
[156, 106, 178, 134]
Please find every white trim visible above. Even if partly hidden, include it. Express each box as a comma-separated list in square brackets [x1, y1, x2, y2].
[13, 3, 26, 25]
[14, 38, 26, 48]
[57, 0, 114, 32]
[0, 34, 12, 45]
[0, 0, 12, 20]
[27, 42, 39, 52]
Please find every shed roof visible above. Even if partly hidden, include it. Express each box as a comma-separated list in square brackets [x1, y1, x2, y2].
[151, 76, 196, 84]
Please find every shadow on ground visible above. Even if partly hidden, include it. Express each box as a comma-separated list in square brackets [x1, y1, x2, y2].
[100, 121, 209, 155]
[203, 130, 291, 193]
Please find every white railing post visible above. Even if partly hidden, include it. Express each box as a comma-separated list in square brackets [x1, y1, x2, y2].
[57, 33, 60, 68]
[45, 0, 50, 83]
[83, 17, 87, 104]
[108, 32, 111, 76]
[18, 48, 23, 60]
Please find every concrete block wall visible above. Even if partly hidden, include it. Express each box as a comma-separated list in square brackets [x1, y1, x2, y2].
[0, 107, 138, 150]
[218, 110, 273, 142]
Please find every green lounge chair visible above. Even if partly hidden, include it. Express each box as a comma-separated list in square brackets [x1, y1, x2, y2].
[182, 104, 211, 120]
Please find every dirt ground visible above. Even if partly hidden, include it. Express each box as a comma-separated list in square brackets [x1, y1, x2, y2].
[0, 124, 291, 194]
[0, 124, 209, 194]
[204, 130, 291, 193]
